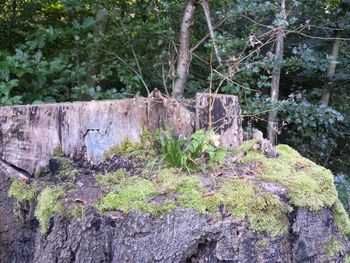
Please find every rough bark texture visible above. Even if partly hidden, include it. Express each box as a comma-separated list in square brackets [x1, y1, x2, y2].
[1, 177, 349, 263]
[321, 30, 342, 106]
[196, 93, 243, 149]
[267, 0, 286, 145]
[172, 0, 197, 97]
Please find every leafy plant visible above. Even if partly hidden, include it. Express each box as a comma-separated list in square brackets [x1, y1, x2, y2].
[159, 129, 227, 171]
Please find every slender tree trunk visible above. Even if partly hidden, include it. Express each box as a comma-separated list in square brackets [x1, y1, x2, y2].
[267, 0, 286, 145]
[8, 0, 17, 49]
[172, 0, 197, 98]
[199, 0, 222, 65]
[321, 30, 341, 106]
[87, 8, 108, 89]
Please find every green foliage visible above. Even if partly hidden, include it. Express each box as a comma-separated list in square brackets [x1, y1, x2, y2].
[323, 237, 344, 258]
[8, 180, 39, 203]
[333, 200, 350, 237]
[105, 129, 160, 161]
[34, 186, 66, 234]
[242, 143, 338, 212]
[160, 129, 227, 171]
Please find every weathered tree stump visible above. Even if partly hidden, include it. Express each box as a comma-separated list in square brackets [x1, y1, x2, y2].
[0, 91, 243, 178]
[196, 93, 243, 149]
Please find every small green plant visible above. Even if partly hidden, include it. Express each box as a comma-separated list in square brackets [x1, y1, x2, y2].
[323, 237, 344, 258]
[34, 186, 66, 234]
[159, 129, 227, 171]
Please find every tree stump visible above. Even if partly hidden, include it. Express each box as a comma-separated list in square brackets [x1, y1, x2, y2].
[195, 93, 243, 149]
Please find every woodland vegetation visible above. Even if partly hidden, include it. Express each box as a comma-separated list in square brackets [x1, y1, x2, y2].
[0, 0, 349, 211]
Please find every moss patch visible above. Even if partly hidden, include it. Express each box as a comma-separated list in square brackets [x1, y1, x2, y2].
[105, 129, 160, 160]
[333, 200, 350, 236]
[8, 180, 39, 203]
[233, 139, 259, 155]
[95, 169, 128, 192]
[241, 143, 337, 212]
[97, 168, 289, 236]
[50, 156, 78, 181]
[34, 186, 66, 234]
[323, 237, 344, 258]
[214, 179, 290, 236]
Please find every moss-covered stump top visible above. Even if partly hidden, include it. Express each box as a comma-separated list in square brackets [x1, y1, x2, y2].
[7, 136, 350, 262]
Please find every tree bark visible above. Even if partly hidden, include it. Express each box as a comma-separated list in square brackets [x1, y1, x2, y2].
[321, 30, 341, 106]
[198, 0, 222, 65]
[172, 0, 197, 98]
[267, 0, 286, 145]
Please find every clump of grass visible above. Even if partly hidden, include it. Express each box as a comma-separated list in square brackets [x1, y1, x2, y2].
[333, 200, 350, 236]
[160, 129, 227, 171]
[241, 143, 337, 212]
[323, 237, 344, 258]
[8, 179, 39, 203]
[105, 129, 160, 160]
[34, 186, 66, 234]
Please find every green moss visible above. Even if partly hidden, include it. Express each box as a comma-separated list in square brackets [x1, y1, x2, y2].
[233, 139, 259, 155]
[345, 254, 350, 263]
[323, 237, 344, 258]
[257, 238, 268, 248]
[98, 178, 158, 213]
[51, 156, 78, 181]
[333, 200, 350, 236]
[105, 129, 160, 160]
[64, 205, 85, 219]
[95, 169, 128, 192]
[8, 180, 39, 203]
[96, 168, 289, 236]
[241, 144, 337, 212]
[52, 144, 64, 157]
[214, 179, 290, 236]
[34, 186, 66, 234]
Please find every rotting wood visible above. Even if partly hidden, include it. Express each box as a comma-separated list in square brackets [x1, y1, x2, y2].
[0, 92, 242, 178]
[195, 93, 243, 149]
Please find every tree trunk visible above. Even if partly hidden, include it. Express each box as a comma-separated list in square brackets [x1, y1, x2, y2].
[172, 0, 197, 98]
[267, 0, 286, 145]
[321, 30, 341, 106]
[87, 8, 108, 89]
[198, 0, 222, 65]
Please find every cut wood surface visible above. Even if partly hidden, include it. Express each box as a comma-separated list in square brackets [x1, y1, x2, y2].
[0, 92, 242, 178]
